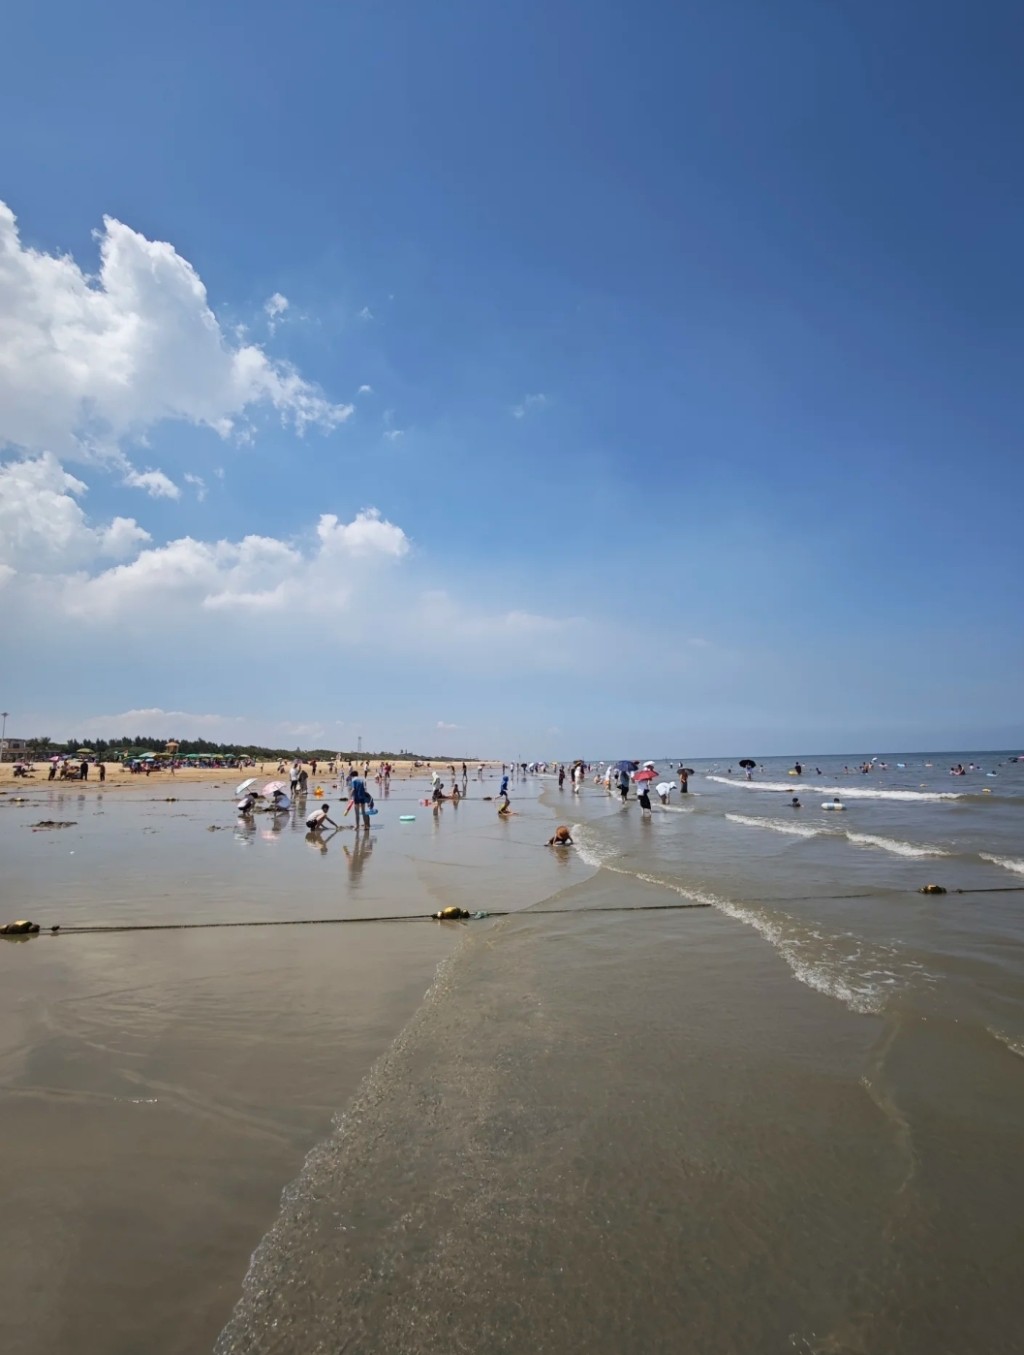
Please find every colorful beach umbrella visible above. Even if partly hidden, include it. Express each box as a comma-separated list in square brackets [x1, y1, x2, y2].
[261, 780, 287, 796]
[634, 769, 658, 782]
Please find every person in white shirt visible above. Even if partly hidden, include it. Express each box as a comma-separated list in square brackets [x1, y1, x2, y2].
[305, 804, 339, 831]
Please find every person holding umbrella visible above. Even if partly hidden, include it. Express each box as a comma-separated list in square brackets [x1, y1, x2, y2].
[677, 765, 691, 794]
[739, 758, 756, 782]
[634, 766, 658, 816]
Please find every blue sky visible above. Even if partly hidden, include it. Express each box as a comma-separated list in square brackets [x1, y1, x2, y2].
[0, 0, 1021, 756]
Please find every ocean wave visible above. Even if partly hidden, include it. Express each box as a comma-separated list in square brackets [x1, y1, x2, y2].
[987, 1026, 1024, 1059]
[845, 832, 949, 859]
[710, 897, 891, 1015]
[725, 813, 824, 839]
[570, 826, 610, 871]
[705, 776, 962, 803]
[565, 830, 895, 1016]
[980, 853, 1024, 877]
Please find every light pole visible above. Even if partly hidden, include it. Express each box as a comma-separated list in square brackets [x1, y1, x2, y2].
[0, 711, 8, 764]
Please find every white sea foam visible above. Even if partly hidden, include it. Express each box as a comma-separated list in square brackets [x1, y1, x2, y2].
[725, 812, 824, 839]
[570, 826, 608, 871]
[981, 853, 1024, 877]
[568, 830, 893, 1015]
[845, 832, 949, 859]
[705, 776, 961, 803]
[987, 1026, 1024, 1059]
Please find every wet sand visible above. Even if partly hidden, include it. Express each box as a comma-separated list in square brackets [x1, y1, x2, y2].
[0, 773, 576, 1355]
[4, 765, 1024, 1354]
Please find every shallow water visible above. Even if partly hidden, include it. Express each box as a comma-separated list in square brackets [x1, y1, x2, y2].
[2, 756, 1024, 1353]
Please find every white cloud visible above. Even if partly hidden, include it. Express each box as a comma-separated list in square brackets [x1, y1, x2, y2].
[263, 292, 289, 335]
[0, 455, 594, 687]
[77, 707, 246, 739]
[122, 467, 181, 499]
[0, 452, 150, 573]
[512, 392, 549, 419]
[0, 202, 352, 463]
[183, 472, 207, 502]
[357, 384, 373, 395]
[357, 306, 373, 321]
[383, 429, 403, 442]
[436, 721, 461, 731]
[316, 508, 410, 560]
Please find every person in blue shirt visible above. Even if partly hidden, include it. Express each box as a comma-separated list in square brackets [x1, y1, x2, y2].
[500, 773, 510, 797]
[350, 774, 373, 830]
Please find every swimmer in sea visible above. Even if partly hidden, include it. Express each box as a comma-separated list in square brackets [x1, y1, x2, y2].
[790, 796, 801, 808]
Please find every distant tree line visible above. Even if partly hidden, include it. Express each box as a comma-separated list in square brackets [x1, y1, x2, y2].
[24, 735, 477, 761]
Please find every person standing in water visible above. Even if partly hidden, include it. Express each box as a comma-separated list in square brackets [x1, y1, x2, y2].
[350, 773, 373, 830]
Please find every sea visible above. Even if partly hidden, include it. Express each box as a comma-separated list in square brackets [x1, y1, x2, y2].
[1, 751, 1023, 1355]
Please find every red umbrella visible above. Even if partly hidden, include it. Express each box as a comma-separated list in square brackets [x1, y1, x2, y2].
[634, 769, 658, 782]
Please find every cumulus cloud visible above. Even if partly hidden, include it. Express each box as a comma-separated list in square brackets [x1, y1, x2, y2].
[357, 384, 373, 395]
[0, 201, 352, 463]
[122, 467, 181, 499]
[512, 392, 549, 419]
[0, 452, 150, 573]
[1, 454, 591, 694]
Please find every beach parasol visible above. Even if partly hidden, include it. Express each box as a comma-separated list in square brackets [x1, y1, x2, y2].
[738, 759, 756, 769]
[634, 769, 658, 782]
[236, 777, 259, 795]
[678, 767, 695, 775]
[75, 748, 94, 756]
[615, 759, 638, 773]
[261, 780, 287, 796]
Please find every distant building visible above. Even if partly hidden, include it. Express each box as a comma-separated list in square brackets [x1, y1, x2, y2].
[0, 737, 28, 761]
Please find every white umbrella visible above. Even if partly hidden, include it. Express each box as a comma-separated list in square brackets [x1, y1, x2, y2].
[261, 781, 287, 796]
[236, 777, 259, 796]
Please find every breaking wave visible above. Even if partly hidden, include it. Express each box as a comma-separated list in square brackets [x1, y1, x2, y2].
[980, 853, 1024, 877]
[706, 776, 962, 803]
[845, 832, 949, 859]
[725, 813, 825, 839]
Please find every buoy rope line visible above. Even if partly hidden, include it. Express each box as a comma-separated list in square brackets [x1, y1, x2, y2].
[18, 900, 716, 937]
[9, 884, 1024, 939]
